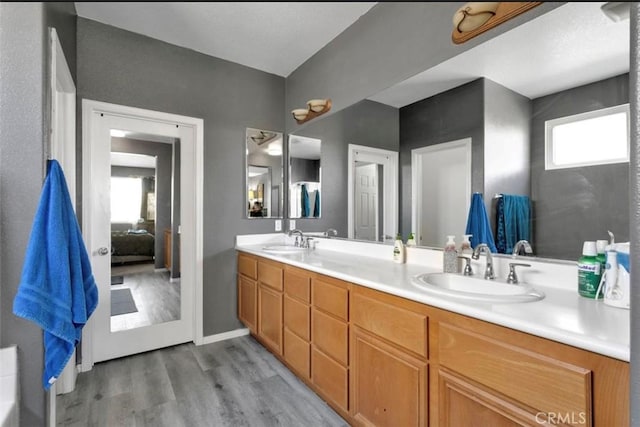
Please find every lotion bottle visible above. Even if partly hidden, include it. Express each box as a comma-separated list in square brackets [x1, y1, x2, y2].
[393, 234, 406, 264]
[406, 232, 417, 247]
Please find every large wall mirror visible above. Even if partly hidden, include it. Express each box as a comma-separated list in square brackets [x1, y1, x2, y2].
[285, 2, 629, 261]
[288, 134, 321, 219]
[245, 128, 284, 219]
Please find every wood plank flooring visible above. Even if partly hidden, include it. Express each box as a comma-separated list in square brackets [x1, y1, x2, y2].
[110, 264, 180, 332]
[57, 335, 348, 427]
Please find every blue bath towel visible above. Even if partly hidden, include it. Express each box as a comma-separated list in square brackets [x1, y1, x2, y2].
[313, 190, 320, 218]
[301, 184, 310, 217]
[465, 193, 497, 252]
[13, 160, 98, 390]
[496, 194, 531, 254]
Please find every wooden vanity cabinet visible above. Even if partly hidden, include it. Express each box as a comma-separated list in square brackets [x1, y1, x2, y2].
[283, 265, 312, 379]
[237, 253, 258, 334]
[311, 275, 350, 414]
[350, 285, 428, 427]
[237, 253, 630, 427]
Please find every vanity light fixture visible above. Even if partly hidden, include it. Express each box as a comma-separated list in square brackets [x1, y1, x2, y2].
[452, 2, 542, 45]
[250, 130, 278, 145]
[291, 98, 332, 125]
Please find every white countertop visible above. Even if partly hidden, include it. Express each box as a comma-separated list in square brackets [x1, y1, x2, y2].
[235, 234, 630, 362]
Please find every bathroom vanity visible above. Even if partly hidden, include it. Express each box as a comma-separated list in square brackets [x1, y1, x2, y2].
[236, 234, 629, 426]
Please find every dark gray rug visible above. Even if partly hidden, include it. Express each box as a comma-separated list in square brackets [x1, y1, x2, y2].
[111, 275, 124, 285]
[111, 288, 138, 316]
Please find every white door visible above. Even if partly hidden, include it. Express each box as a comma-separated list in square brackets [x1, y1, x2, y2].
[83, 101, 202, 364]
[412, 139, 472, 247]
[354, 163, 378, 241]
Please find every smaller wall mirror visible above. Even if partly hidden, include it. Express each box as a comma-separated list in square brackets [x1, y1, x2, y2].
[289, 135, 321, 218]
[246, 128, 284, 219]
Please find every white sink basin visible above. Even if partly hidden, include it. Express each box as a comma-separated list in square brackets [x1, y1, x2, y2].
[262, 244, 306, 254]
[412, 273, 545, 303]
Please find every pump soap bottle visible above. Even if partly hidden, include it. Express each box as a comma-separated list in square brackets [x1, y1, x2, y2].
[458, 234, 473, 272]
[406, 232, 417, 247]
[393, 234, 406, 264]
[443, 235, 458, 273]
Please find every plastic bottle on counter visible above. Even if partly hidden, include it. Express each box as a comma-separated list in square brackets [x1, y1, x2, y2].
[578, 241, 602, 298]
[443, 235, 458, 273]
[406, 232, 417, 247]
[458, 234, 473, 272]
[393, 234, 406, 264]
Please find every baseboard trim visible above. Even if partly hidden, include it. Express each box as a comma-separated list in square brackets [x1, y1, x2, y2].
[200, 328, 250, 345]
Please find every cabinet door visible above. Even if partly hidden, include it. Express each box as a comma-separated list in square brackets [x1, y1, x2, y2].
[238, 275, 257, 333]
[351, 327, 427, 427]
[258, 284, 283, 355]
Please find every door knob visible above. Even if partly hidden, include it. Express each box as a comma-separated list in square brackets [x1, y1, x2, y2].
[98, 247, 109, 256]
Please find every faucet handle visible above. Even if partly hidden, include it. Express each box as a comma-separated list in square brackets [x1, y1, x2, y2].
[457, 256, 473, 276]
[507, 262, 531, 284]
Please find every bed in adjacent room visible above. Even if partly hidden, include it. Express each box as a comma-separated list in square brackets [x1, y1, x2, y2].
[110, 229, 155, 264]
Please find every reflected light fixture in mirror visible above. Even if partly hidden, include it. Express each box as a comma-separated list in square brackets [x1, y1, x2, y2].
[451, 2, 542, 44]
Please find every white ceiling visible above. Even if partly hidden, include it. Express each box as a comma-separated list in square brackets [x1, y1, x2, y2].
[369, 2, 630, 107]
[75, 2, 629, 108]
[75, 2, 376, 77]
[111, 152, 157, 168]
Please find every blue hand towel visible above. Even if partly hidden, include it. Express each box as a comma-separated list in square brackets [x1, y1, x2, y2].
[13, 160, 98, 390]
[496, 194, 531, 254]
[313, 189, 320, 218]
[465, 193, 497, 253]
[301, 184, 310, 217]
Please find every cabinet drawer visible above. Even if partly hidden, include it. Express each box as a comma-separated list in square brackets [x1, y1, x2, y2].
[284, 295, 310, 341]
[284, 267, 311, 303]
[284, 328, 310, 379]
[439, 323, 592, 419]
[312, 277, 348, 321]
[258, 260, 283, 291]
[238, 253, 257, 280]
[312, 308, 348, 366]
[352, 291, 428, 359]
[312, 347, 348, 412]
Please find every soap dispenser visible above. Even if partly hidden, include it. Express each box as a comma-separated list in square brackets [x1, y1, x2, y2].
[443, 235, 458, 273]
[458, 234, 473, 272]
[406, 232, 417, 247]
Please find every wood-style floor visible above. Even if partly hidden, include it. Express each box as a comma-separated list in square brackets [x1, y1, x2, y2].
[56, 335, 348, 427]
[110, 263, 180, 332]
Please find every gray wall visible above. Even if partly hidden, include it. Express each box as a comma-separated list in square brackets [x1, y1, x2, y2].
[0, 2, 77, 425]
[111, 137, 173, 269]
[285, 2, 562, 132]
[289, 100, 399, 236]
[399, 79, 485, 239]
[531, 74, 629, 260]
[77, 18, 285, 336]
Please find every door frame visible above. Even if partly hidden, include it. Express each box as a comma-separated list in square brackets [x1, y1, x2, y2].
[347, 144, 398, 241]
[80, 99, 204, 371]
[411, 138, 472, 246]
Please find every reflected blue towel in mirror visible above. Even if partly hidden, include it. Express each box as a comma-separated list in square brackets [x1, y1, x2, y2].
[496, 194, 531, 254]
[313, 190, 320, 217]
[301, 184, 310, 217]
[13, 160, 98, 390]
[465, 193, 497, 252]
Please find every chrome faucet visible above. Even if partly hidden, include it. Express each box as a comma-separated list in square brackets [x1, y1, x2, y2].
[472, 243, 495, 280]
[288, 229, 304, 246]
[512, 240, 533, 256]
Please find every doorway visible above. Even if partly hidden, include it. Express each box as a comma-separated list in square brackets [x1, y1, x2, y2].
[81, 100, 203, 368]
[348, 144, 398, 242]
[411, 138, 472, 247]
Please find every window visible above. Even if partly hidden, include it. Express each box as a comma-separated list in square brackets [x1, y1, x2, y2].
[111, 177, 142, 223]
[545, 104, 629, 170]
